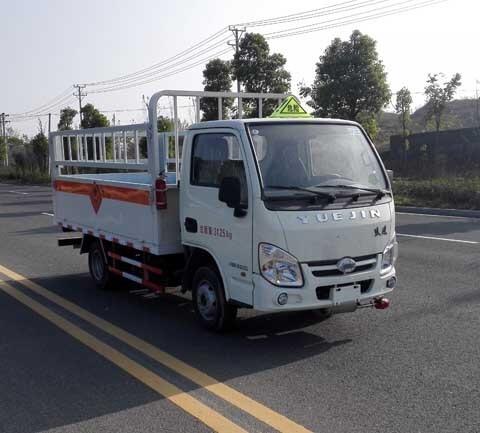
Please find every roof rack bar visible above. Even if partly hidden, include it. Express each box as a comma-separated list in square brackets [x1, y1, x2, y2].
[195, 96, 200, 123]
[173, 96, 179, 184]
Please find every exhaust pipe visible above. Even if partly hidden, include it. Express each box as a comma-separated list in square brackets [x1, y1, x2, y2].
[374, 297, 390, 310]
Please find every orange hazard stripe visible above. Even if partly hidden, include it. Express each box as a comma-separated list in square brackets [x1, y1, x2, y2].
[55, 180, 91, 196]
[55, 180, 150, 206]
[101, 185, 150, 206]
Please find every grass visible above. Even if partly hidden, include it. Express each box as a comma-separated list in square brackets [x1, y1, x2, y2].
[0, 167, 51, 185]
[394, 177, 480, 210]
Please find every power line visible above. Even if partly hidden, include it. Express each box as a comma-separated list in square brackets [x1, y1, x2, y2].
[7, 0, 448, 112]
[89, 47, 231, 94]
[9, 88, 73, 117]
[86, 0, 446, 93]
[264, 0, 446, 40]
[84, 2, 379, 93]
[262, 0, 417, 36]
[9, 94, 76, 120]
[86, 36, 230, 91]
[238, 0, 383, 26]
[84, 27, 229, 87]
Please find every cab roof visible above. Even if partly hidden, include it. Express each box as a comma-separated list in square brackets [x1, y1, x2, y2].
[188, 117, 361, 131]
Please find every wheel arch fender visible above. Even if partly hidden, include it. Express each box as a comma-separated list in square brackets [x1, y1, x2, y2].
[182, 246, 230, 300]
[80, 235, 107, 263]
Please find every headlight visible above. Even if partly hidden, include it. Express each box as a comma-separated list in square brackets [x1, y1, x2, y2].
[259, 243, 304, 287]
[381, 236, 398, 273]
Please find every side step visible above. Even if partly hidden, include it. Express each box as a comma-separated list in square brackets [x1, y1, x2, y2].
[58, 236, 82, 248]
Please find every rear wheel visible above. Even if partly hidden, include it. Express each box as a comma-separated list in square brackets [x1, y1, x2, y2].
[192, 266, 237, 332]
[88, 240, 112, 290]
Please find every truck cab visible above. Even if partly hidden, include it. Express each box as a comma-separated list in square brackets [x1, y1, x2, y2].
[180, 118, 397, 328]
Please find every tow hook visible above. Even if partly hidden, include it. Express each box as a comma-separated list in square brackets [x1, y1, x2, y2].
[374, 297, 390, 310]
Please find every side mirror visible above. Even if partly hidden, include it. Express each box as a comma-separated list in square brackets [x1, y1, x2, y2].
[219, 177, 246, 217]
[219, 177, 241, 208]
[386, 169, 394, 183]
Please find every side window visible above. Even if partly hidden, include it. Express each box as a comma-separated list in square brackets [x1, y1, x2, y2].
[191, 133, 248, 202]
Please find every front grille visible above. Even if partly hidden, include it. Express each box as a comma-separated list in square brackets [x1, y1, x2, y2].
[312, 263, 374, 277]
[308, 253, 378, 278]
[316, 279, 373, 300]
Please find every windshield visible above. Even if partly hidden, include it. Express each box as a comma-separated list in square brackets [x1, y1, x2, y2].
[248, 123, 387, 192]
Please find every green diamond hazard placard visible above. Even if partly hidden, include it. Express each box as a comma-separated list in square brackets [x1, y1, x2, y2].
[269, 96, 312, 118]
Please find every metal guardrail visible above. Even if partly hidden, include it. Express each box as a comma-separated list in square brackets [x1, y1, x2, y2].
[50, 124, 149, 174]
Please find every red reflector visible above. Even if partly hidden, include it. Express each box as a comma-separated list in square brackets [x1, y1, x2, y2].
[155, 178, 167, 209]
[374, 297, 390, 310]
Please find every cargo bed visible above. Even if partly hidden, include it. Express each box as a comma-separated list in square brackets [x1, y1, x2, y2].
[50, 123, 182, 255]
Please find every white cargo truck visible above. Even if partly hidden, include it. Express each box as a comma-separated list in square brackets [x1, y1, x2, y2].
[51, 90, 397, 331]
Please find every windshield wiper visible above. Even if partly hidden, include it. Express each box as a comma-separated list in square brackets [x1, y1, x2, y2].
[313, 184, 390, 200]
[266, 186, 336, 202]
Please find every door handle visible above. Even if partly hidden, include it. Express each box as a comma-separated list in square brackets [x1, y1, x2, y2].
[185, 217, 198, 233]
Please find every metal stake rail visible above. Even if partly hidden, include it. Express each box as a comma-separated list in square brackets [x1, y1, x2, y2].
[50, 90, 290, 182]
[147, 90, 290, 181]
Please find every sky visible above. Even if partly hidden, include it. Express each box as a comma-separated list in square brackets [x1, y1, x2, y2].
[1, 0, 479, 136]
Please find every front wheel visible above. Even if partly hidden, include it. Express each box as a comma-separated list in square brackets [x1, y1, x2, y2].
[88, 240, 113, 290]
[192, 266, 237, 332]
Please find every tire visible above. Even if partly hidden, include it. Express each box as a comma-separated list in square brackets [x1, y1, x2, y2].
[192, 266, 237, 332]
[88, 240, 112, 290]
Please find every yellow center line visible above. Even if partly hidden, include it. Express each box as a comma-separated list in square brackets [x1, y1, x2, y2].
[0, 263, 313, 433]
[0, 278, 248, 433]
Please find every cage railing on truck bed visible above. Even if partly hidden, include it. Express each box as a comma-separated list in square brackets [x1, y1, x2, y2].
[50, 90, 289, 185]
[50, 123, 149, 173]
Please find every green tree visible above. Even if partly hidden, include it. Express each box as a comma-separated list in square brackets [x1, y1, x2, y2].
[201, 59, 233, 120]
[424, 73, 462, 132]
[80, 103, 109, 128]
[395, 87, 413, 159]
[79, 104, 110, 160]
[58, 107, 79, 161]
[58, 107, 78, 131]
[157, 115, 174, 132]
[301, 30, 390, 125]
[232, 33, 291, 117]
[30, 131, 49, 172]
[139, 116, 174, 158]
[356, 112, 379, 140]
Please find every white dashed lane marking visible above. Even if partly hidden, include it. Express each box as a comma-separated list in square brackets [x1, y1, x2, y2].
[7, 190, 29, 195]
[397, 233, 478, 245]
[396, 212, 478, 220]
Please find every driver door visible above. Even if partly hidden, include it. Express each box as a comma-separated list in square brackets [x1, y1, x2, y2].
[181, 129, 254, 306]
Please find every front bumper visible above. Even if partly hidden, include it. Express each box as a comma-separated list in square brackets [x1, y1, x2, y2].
[252, 256, 396, 312]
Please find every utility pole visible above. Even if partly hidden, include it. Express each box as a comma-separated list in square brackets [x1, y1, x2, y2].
[228, 25, 246, 117]
[73, 84, 87, 126]
[48, 113, 52, 134]
[476, 79, 480, 128]
[1, 113, 4, 166]
[1, 113, 10, 166]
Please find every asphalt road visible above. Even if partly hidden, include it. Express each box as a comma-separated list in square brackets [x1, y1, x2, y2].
[0, 182, 479, 433]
